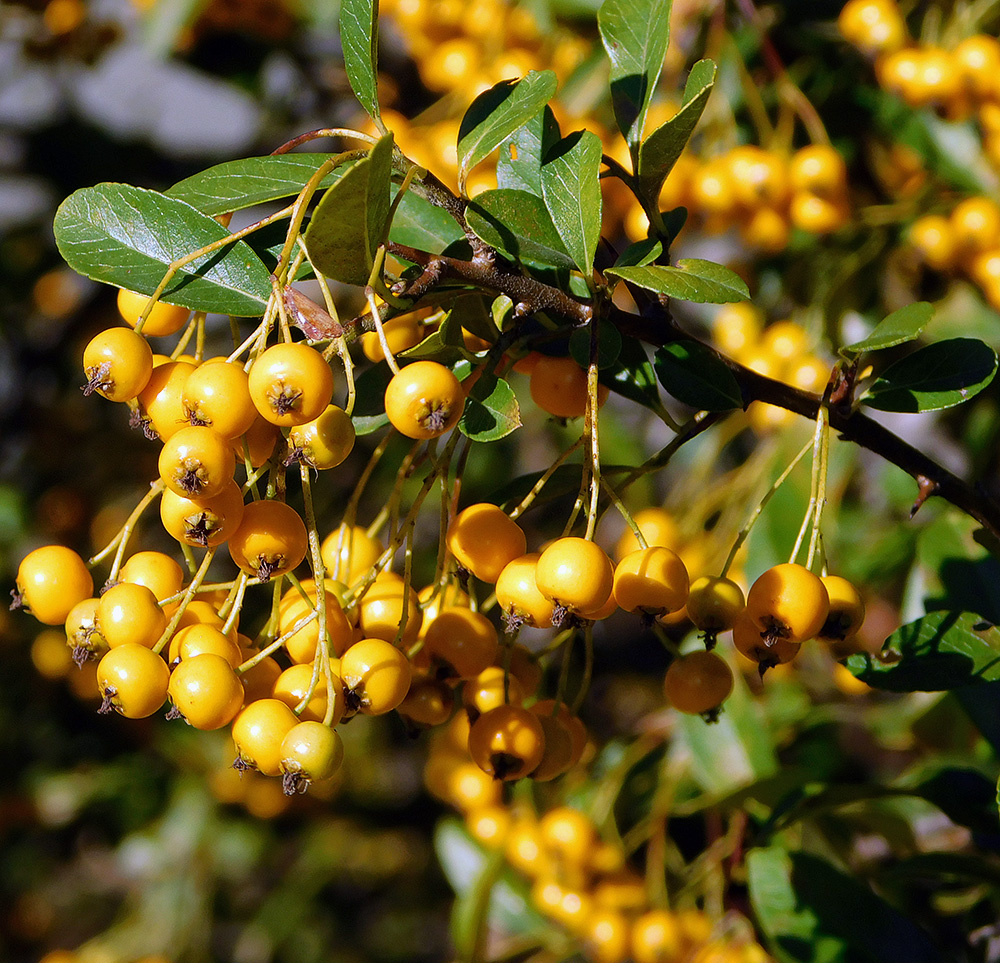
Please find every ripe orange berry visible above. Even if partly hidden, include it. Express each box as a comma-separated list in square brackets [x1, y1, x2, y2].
[97, 644, 169, 718]
[167, 652, 244, 729]
[613, 546, 689, 617]
[423, 607, 499, 680]
[248, 342, 334, 427]
[468, 704, 546, 781]
[287, 405, 356, 470]
[158, 425, 236, 499]
[663, 650, 733, 715]
[82, 327, 153, 403]
[529, 355, 608, 419]
[97, 582, 166, 649]
[340, 637, 412, 716]
[535, 537, 614, 621]
[117, 288, 189, 337]
[446, 503, 526, 583]
[14, 545, 94, 626]
[384, 361, 465, 439]
[746, 563, 830, 643]
[159, 480, 245, 548]
[495, 553, 555, 630]
[232, 698, 299, 776]
[137, 360, 196, 441]
[228, 500, 308, 582]
[182, 360, 257, 439]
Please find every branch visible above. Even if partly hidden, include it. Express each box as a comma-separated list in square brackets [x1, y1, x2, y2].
[386, 242, 593, 325]
[611, 306, 1000, 540]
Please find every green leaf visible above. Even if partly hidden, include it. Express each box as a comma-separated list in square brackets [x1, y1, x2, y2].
[862, 338, 997, 412]
[304, 133, 394, 286]
[457, 71, 559, 190]
[340, 0, 381, 126]
[399, 304, 468, 363]
[653, 341, 743, 411]
[847, 611, 1000, 691]
[569, 321, 622, 370]
[388, 188, 466, 254]
[842, 302, 934, 357]
[465, 189, 575, 270]
[748, 847, 941, 963]
[495, 105, 562, 196]
[598, 0, 672, 159]
[600, 335, 663, 413]
[614, 237, 662, 268]
[53, 183, 271, 316]
[607, 259, 750, 303]
[459, 374, 522, 442]
[540, 129, 603, 273]
[350, 363, 392, 435]
[166, 155, 350, 216]
[636, 59, 716, 208]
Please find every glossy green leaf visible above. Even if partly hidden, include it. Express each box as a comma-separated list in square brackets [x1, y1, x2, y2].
[846, 611, 1000, 691]
[653, 341, 743, 411]
[53, 183, 271, 316]
[340, 0, 381, 125]
[459, 374, 522, 442]
[598, 0, 672, 159]
[304, 133, 394, 285]
[388, 188, 466, 254]
[465, 189, 575, 269]
[607, 259, 750, 303]
[495, 105, 561, 196]
[600, 335, 663, 413]
[862, 338, 997, 412]
[636, 59, 716, 207]
[615, 237, 662, 268]
[569, 321, 622, 370]
[399, 304, 468, 363]
[166, 155, 350, 216]
[457, 71, 559, 189]
[540, 129, 603, 273]
[748, 847, 941, 963]
[842, 302, 934, 357]
[350, 363, 392, 435]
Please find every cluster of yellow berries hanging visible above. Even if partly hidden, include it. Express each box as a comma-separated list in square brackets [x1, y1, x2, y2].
[909, 196, 1000, 310]
[427, 720, 773, 963]
[839, 0, 1000, 167]
[638, 143, 850, 252]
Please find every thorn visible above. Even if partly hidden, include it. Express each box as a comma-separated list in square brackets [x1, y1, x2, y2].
[910, 475, 939, 518]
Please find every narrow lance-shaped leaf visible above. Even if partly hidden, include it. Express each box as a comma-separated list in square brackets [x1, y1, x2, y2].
[598, 0, 673, 160]
[166, 155, 352, 216]
[540, 130, 603, 274]
[607, 259, 750, 304]
[842, 301, 934, 357]
[54, 183, 272, 316]
[304, 133, 394, 286]
[457, 71, 559, 191]
[340, 0, 382, 126]
[861, 337, 997, 412]
[636, 59, 716, 210]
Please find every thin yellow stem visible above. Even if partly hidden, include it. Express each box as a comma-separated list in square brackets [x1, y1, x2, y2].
[152, 549, 217, 655]
[89, 479, 166, 573]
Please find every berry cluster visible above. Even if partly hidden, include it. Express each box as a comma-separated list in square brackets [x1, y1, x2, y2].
[427, 719, 771, 963]
[839, 0, 1000, 167]
[909, 196, 1000, 311]
[630, 144, 851, 251]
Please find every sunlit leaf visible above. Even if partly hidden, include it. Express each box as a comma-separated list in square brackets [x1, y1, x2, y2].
[54, 183, 271, 316]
